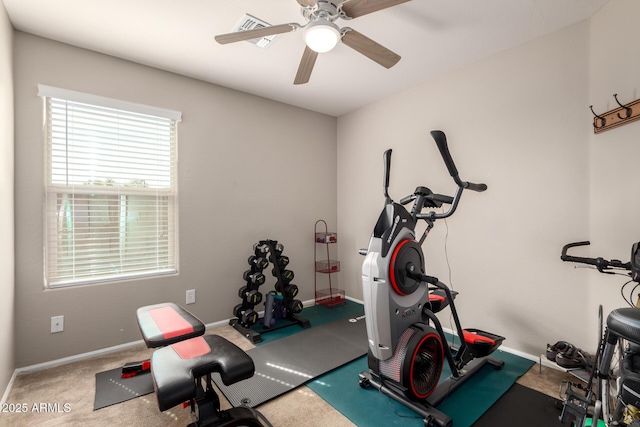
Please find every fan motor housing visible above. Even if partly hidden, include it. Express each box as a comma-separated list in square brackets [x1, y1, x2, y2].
[301, 0, 341, 22]
[374, 323, 444, 401]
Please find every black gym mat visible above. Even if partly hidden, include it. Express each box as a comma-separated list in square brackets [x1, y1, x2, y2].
[472, 383, 570, 426]
[212, 313, 368, 408]
[93, 368, 154, 410]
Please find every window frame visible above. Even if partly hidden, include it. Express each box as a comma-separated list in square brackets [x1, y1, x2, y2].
[39, 85, 181, 288]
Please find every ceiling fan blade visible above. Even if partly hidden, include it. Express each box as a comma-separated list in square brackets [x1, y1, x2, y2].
[294, 46, 319, 85]
[341, 29, 400, 68]
[296, 0, 318, 6]
[215, 23, 296, 45]
[342, 0, 413, 18]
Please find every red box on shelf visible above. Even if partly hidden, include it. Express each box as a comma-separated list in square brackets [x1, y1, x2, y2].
[315, 288, 345, 307]
[315, 232, 337, 243]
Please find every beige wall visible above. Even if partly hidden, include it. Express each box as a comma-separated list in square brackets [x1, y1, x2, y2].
[586, 0, 640, 329]
[338, 20, 594, 355]
[0, 0, 15, 397]
[13, 32, 337, 367]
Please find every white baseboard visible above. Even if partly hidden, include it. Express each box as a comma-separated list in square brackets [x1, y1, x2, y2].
[15, 339, 147, 376]
[1, 370, 17, 406]
[345, 295, 364, 304]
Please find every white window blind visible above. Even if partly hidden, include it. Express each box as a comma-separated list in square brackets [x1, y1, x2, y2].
[41, 87, 180, 288]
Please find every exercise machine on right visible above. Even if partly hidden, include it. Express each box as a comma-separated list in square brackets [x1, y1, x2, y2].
[358, 130, 505, 427]
[560, 241, 640, 427]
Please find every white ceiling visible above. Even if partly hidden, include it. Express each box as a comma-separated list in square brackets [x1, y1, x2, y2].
[3, 0, 609, 117]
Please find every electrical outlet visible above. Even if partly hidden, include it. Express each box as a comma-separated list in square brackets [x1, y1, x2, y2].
[186, 289, 196, 305]
[51, 315, 64, 333]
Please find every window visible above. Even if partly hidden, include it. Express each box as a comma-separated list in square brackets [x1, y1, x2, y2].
[39, 85, 180, 288]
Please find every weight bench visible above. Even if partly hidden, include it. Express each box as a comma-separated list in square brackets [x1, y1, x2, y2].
[122, 302, 206, 377]
[133, 302, 271, 427]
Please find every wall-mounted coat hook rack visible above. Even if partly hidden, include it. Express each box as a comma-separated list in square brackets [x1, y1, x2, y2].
[590, 105, 606, 129]
[613, 94, 632, 119]
[591, 93, 640, 134]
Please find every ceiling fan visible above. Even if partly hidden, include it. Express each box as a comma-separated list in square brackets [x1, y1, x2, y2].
[214, 0, 411, 85]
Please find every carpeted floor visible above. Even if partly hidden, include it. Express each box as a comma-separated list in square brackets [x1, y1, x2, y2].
[0, 302, 576, 426]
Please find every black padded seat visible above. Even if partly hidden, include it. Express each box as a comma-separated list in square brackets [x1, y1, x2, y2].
[608, 307, 640, 343]
[137, 303, 205, 348]
[151, 334, 255, 412]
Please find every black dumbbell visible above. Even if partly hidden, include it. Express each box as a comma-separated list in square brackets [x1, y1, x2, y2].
[287, 299, 303, 314]
[243, 270, 266, 286]
[253, 243, 269, 256]
[233, 303, 244, 319]
[277, 256, 290, 269]
[280, 269, 294, 284]
[248, 255, 269, 271]
[274, 242, 284, 256]
[272, 268, 294, 280]
[238, 286, 248, 299]
[241, 309, 258, 326]
[233, 304, 258, 326]
[283, 284, 298, 298]
[245, 290, 263, 305]
[238, 287, 262, 305]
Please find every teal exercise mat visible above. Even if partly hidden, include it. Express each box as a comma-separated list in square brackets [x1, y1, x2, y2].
[93, 368, 154, 410]
[251, 299, 364, 344]
[213, 310, 369, 407]
[307, 350, 534, 427]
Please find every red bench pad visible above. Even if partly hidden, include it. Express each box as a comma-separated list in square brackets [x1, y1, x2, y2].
[137, 303, 205, 348]
[151, 335, 255, 411]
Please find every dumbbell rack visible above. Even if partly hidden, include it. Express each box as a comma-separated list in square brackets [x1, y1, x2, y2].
[230, 239, 310, 343]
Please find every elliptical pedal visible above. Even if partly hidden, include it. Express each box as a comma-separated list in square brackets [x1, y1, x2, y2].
[427, 289, 458, 313]
[462, 329, 505, 357]
[454, 329, 505, 368]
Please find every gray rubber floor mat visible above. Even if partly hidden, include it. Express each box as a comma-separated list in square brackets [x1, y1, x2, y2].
[213, 313, 368, 407]
[94, 368, 154, 410]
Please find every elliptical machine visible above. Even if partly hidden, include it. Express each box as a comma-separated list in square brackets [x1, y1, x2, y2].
[358, 130, 505, 427]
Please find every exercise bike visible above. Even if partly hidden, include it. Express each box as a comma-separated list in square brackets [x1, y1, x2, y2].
[358, 130, 505, 427]
[560, 241, 640, 427]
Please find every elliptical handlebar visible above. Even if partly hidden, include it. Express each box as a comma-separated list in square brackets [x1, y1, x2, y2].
[561, 240, 632, 273]
[561, 241, 596, 265]
[383, 149, 392, 204]
[414, 131, 487, 221]
[430, 130, 488, 193]
[379, 130, 487, 223]
[399, 193, 454, 206]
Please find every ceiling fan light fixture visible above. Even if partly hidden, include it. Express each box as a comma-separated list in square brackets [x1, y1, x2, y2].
[304, 19, 340, 53]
